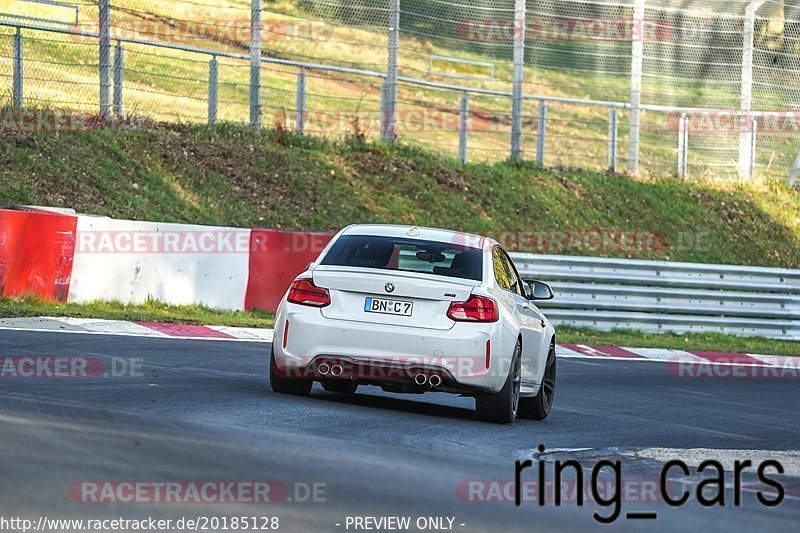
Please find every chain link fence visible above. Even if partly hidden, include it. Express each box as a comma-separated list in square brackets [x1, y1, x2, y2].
[1, 0, 799, 181]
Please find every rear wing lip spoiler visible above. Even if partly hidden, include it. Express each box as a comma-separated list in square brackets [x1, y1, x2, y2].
[312, 265, 483, 287]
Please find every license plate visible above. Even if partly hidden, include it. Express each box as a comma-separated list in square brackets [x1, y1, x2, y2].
[364, 297, 413, 317]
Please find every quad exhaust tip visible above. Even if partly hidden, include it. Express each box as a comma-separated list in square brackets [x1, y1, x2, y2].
[330, 365, 343, 377]
[414, 373, 442, 387]
[317, 363, 330, 375]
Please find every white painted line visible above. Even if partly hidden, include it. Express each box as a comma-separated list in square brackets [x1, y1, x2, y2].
[555, 345, 587, 358]
[207, 325, 275, 342]
[623, 347, 706, 363]
[747, 354, 800, 368]
[45, 317, 170, 337]
[636, 447, 800, 478]
[559, 354, 665, 363]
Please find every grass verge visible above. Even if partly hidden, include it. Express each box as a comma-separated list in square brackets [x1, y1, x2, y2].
[558, 327, 800, 357]
[1, 123, 798, 267]
[0, 296, 276, 329]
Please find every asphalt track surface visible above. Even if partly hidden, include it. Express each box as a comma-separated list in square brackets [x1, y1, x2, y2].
[0, 329, 798, 532]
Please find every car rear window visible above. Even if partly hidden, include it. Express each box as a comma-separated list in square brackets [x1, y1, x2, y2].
[320, 235, 483, 281]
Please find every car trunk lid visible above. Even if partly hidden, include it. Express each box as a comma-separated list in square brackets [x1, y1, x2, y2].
[313, 267, 477, 330]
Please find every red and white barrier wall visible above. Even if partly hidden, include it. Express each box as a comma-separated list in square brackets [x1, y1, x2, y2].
[245, 230, 333, 311]
[0, 208, 333, 312]
[0, 209, 77, 301]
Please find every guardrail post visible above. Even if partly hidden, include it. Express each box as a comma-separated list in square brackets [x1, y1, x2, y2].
[113, 41, 123, 117]
[608, 108, 618, 172]
[296, 68, 306, 135]
[99, 0, 111, 120]
[678, 113, 688, 177]
[628, 0, 645, 175]
[250, 0, 262, 130]
[458, 92, 469, 164]
[788, 152, 800, 188]
[381, 0, 400, 142]
[208, 56, 218, 125]
[12, 27, 22, 109]
[536, 101, 547, 165]
[510, 0, 526, 161]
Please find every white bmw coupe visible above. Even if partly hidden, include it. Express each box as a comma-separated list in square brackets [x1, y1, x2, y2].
[270, 224, 557, 424]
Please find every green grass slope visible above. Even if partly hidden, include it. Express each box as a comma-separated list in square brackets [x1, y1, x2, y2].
[1, 122, 798, 267]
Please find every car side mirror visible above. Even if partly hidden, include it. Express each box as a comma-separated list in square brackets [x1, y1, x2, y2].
[525, 280, 554, 301]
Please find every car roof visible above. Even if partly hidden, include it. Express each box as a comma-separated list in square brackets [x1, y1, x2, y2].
[340, 224, 495, 250]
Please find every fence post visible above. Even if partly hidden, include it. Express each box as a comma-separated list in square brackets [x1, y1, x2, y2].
[628, 0, 645, 175]
[608, 108, 618, 172]
[208, 56, 218, 125]
[296, 68, 306, 135]
[749, 118, 757, 177]
[250, 0, 262, 130]
[739, 1, 764, 179]
[458, 92, 469, 164]
[381, 0, 399, 142]
[788, 152, 800, 188]
[678, 112, 688, 177]
[113, 41, 123, 117]
[510, 0, 526, 161]
[536, 101, 547, 165]
[12, 27, 22, 109]
[99, 0, 111, 119]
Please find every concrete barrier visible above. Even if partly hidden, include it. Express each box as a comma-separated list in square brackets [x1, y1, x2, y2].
[0, 209, 77, 301]
[68, 216, 252, 310]
[245, 229, 332, 312]
[0, 207, 334, 312]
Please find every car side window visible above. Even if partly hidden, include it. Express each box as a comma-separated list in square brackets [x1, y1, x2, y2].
[492, 247, 514, 291]
[499, 248, 526, 298]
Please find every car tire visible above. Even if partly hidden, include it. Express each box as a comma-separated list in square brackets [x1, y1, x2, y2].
[269, 345, 312, 396]
[475, 340, 522, 424]
[321, 380, 359, 394]
[518, 342, 556, 420]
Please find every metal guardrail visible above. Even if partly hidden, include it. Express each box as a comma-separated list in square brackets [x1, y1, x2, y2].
[511, 254, 800, 341]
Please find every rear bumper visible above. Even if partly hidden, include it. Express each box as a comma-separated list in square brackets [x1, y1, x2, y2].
[273, 304, 509, 392]
[303, 355, 476, 394]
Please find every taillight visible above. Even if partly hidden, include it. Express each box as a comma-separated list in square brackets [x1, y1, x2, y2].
[287, 278, 331, 308]
[447, 295, 499, 323]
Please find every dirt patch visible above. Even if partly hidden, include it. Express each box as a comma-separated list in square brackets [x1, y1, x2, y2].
[556, 174, 586, 197]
